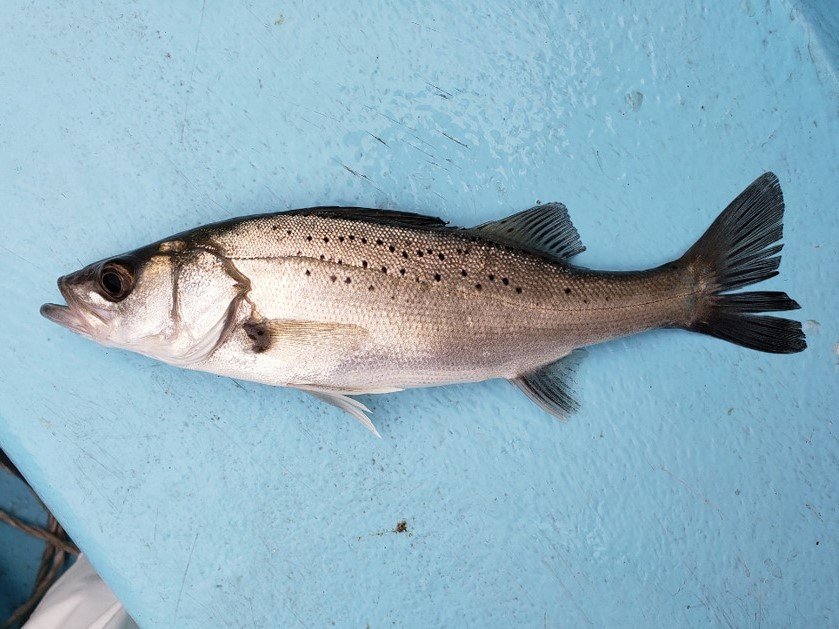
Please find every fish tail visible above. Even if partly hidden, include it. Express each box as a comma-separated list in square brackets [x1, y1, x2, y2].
[679, 172, 806, 354]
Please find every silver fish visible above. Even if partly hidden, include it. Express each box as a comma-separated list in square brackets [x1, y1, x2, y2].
[41, 173, 805, 436]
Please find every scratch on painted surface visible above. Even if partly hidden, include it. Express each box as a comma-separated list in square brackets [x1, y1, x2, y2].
[341, 164, 386, 195]
[804, 502, 823, 521]
[175, 532, 199, 615]
[438, 130, 469, 149]
[367, 131, 388, 146]
[424, 80, 453, 99]
[660, 465, 724, 519]
[179, 0, 207, 144]
[683, 560, 737, 628]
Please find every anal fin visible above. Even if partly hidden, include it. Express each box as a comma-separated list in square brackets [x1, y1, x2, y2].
[511, 350, 586, 420]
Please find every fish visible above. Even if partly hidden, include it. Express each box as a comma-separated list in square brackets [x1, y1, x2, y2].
[41, 173, 805, 436]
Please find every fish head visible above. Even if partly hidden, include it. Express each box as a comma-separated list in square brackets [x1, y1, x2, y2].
[41, 240, 247, 365]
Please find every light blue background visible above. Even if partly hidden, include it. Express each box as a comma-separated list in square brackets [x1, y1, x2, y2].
[1, 1, 837, 626]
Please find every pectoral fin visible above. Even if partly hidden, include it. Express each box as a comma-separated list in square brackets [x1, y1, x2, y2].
[296, 386, 382, 438]
[242, 318, 369, 355]
[511, 350, 586, 420]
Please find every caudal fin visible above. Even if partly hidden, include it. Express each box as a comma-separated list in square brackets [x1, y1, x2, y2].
[681, 172, 806, 354]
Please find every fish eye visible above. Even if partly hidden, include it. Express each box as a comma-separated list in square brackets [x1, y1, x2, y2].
[98, 261, 134, 301]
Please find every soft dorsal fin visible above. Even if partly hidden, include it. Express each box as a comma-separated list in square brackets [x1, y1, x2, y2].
[471, 202, 585, 260]
[285, 206, 448, 229]
[511, 350, 586, 420]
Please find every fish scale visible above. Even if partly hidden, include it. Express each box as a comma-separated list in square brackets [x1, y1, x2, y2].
[209, 214, 691, 391]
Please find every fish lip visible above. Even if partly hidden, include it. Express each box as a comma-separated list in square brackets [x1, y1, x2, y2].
[40, 276, 106, 336]
[40, 301, 89, 335]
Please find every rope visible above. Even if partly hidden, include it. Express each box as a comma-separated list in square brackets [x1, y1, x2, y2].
[1, 462, 77, 628]
[0, 509, 79, 555]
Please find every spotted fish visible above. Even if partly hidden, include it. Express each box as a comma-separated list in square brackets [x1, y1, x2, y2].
[41, 173, 805, 436]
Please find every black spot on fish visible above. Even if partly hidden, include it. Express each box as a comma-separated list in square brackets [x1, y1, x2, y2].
[605, 296, 610, 301]
[376, 239, 383, 245]
[564, 287, 571, 294]
[456, 248, 463, 254]
[362, 260, 368, 268]
[337, 259, 343, 265]
[516, 287, 523, 294]
[426, 248, 432, 254]
[583, 298, 588, 304]
[349, 234, 355, 240]
[399, 268, 406, 275]
[306, 235, 312, 241]
[488, 274, 495, 281]
[324, 237, 329, 243]
[402, 251, 408, 258]
[368, 285, 374, 291]
[296, 250, 301, 255]
[438, 253, 445, 260]
[361, 237, 367, 244]
[502, 277, 509, 285]
[345, 277, 351, 284]
[243, 321, 272, 353]
[330, 275, 337, 282]
[475, 283, 482, 291]
[434, 273, 441, 281]
[461, 269, 467, 277]
[417, 250, 424, 257]
[305, 269, 311, 276]
[320, 254, 325, 260]
[286, 229, 291, 235]
[389, 245, 395, 252]
[381, 266, 387, 273]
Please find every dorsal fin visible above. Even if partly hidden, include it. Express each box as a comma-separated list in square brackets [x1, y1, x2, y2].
[285, 206, 448, 229]
[471, 202, 585, 260]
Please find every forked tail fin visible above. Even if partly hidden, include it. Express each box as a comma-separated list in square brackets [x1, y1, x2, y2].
[681, 172, 806, 354]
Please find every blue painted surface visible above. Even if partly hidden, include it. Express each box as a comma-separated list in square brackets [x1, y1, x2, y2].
[0, 1, 837, 626]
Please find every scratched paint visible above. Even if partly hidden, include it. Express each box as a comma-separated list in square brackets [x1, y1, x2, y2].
[0, 1, 837, 627]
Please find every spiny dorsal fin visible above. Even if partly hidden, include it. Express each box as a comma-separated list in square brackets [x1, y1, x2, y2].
[471, 202, 585, 261]
[511, 349, 586, 420]
[286, 206, 448, 229]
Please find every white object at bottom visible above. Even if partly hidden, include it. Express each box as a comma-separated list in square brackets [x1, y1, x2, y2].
[23, 554, 138, 629]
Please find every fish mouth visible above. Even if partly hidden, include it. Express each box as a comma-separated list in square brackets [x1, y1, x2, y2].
[39, 302, 89, 335]
[40, 277, 106, 337]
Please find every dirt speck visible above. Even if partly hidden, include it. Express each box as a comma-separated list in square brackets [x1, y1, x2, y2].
[625, 90, 644, 111]
[274, 14, 285, 26]
[395, 520, 408, 533]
